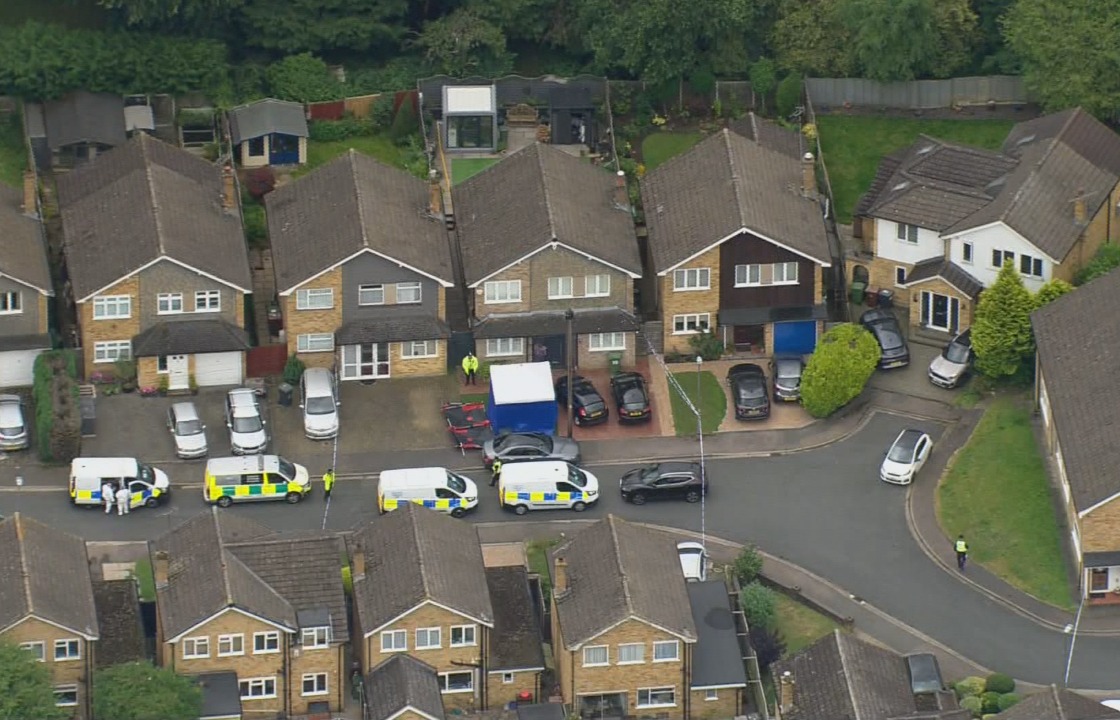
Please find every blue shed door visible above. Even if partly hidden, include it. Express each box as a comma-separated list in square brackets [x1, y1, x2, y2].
[773, 321, 817, 355]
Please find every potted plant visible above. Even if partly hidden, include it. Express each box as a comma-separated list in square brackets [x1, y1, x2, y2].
[114, 359, 137, 393]
[157, 376, 169, 395]
[189, 374, 199, 395]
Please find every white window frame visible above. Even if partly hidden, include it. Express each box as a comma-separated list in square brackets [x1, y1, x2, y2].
[895, 266, 907, 287]
[53, 685, 78, 707]
[734, 264, 761, 287]
[157, 293, 183, 314]
[773, 261, 799, 285]
[0, 290, 22, 314]
[92, 295, 131, 319]
[381, 630, 407, 652]
[194, 290, 221, 313]
[484, 280, 522, 304]
[673, 267, 710, 291]
[438, 670, 474, 694]
[298, 333, 335, 353]
[358, 284, 384, 306]
[617, 642, 645, 665]
[239, 677, 277, 699]
[396, 281, 422, 304]
[637, 687, 677, 708]
[301, 672, 328, 696]
[253, 631, 280, 654]
[589, 332, 626, 351]
[182, 636, 209, 659]
[502, 672, 515, 684]
[450, 625, 477, 647]
[672, 313, 710, 335]
[653, 640, 680, 662]
[582, 645, 609, 667]
[992, 249, 1015, 268]
[705, 689, 719, 701]
[585, 274, 611, 297]
[53, 639, 80, 661]
[486, 337, 524, 357]
[401, 340, 437, 359]
[415, 627, 441, 649]
[962, 242, 974, 264]
[20, 641, 45, 661]
[548, 276, 574, 299]
[94, 340, 132, 364]
[1020, 253, 1044, 278]
[301, 627, 330, 649]
[217, 634, 244, 657]
[896, 223, 918, 243]
[157, 356, 169, 374]
[296, 288, 334, 310]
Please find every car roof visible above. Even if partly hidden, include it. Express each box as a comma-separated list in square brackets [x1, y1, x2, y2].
[0, 402, 22, 424]
[170, 401, 200, 420]
[656, 461, 699, 474]
[894, 428, 926, 451]
[207, 455, 283, 474]
[728, 363, 764, 376]
[950, 328, 972, 346]
[613, 372, 643, 383]
[861, 308, 893, 323]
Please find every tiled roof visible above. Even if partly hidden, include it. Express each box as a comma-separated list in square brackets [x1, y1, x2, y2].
[727, 112, 806, 160]
[43, 91, 125, 150]
[550, 515, 697, 647]
[0, 513, 98, 638]
[642, 129, 831, 273]
[92, 579, 146, 667]
[998, 685, 1120, 720]
[348, 503, 494, 634]
[266, 150, 453, 292]
[0, 184, 52, 293]
[454, 143, 642, 285]
[58, 134, 252, 299]
[472, 307, 639, 338]
[1032, 268, 1120, 512]
[335, 315, 450, 345]
[228, 99, 309, 144]
[855, 148, 906, 217]
[364, 655, 445, 720]
[131, 319, 250, 357]
[0, 333, 51, 352]
[485, 566, 545, 671]
[902, 258, 984, 298]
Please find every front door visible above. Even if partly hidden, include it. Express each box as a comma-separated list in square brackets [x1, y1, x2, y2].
[167, 354, 190, 390]
[340, 343, 390, 380]
[921, 292, 960, 332]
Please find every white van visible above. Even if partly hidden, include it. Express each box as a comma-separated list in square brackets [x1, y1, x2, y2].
[499, 460, 599, 515]
[378, 467, 478, 518]
[300, 368, 339, 440]
[69, 457, 170, 509]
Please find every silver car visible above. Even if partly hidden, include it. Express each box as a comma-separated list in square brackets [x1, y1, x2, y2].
[0, 394, 29, 451]
[167, 401, 208, 459]
[483, 432, 581, 468]
[300, 368, 339, 440]
[928, 329, 972, 389]
[225, 388, 268, 455]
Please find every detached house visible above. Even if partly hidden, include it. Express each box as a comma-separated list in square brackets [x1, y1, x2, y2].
[266, 150, 455, 380]
[151, 510, 349, 717]
[0, 174, 54, 387]
[641, 129, 831, 356]
[59, 134, 253, 388]
[454, 143, 642, 368]
[0, 514, 99, 720]
[855, 107, 1120, 337]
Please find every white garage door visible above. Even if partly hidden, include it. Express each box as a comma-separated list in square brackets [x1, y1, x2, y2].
[0, 349, 46, 388]
[193, 352, 243, 387]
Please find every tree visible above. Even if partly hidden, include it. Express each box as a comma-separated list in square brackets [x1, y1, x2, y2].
[467, 0, 568, 45]
[265, 53, 340, 103]
[414, 9, 512, 77]
[971, 260, 1035, 380]
[1074, 244, 1120, 285]
[928, 0, 980, 78]
[732, 544, 764, 584]
[94, 661, 202, 720]
[775, 72, 803, 118]
[771, 0, 854, 76]
[739, 581, 778, 628]
[0, 642, 68, 720]
[838, 0, 939, 81]
[1003, 0, 1120, 119]
[236, 0, 410, 56]
[749, 58, 777, 112]
[97, 0, 241, 32]
[800, 323, 880, 418]
[1034, 278, 1073, 308]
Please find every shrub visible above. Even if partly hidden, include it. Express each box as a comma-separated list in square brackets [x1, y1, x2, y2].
[265, 52, 340, 103]
[972, 260, 1035, 381]
[242, 203, 268, 249]
[800, 323, 880, 418]
[390, 97, 419, 145]
[282, 355, 305, 385]
[739, 581, 777, 629]
[33, 350, 80, 463]
[980, 691, 1001, 714]
[959, 695, 982, 718]
[370, 94, 395, 131]
[244, 168, 275, 201]
[687, 330, 724, 361]
[1074, 243, 1120, 285]
[732, 544, 764, 584]
[1034, 278, 1073, 308]
[776, 73, 803, 119]
[955, 676, 986, 698]
[997, 693, 1020, 711]
[984, 673, 1015, 694]
[308, 116, 374, 142]
[748, 624, 785, 671]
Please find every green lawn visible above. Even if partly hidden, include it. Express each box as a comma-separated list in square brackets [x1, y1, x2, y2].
[668, 371, 726, 436]
[773, 593, 840, 655]
[527, 538, 561, 596]
[0, 113, 27, 189]
[816, 116, 1015, 223]
[131, 557, 155, 602]
[298, 134, 421, 178]
[452, 157, 499, 185]
[641, 132, 704, 170]
[459, 393, 489, 405]
[937, 394, 1073, 609]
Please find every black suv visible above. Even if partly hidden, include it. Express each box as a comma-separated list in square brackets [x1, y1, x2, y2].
[609, 372, 651, 423]
[727, 363, 770, 420]
[555, 375, 609, 426]
[619, 462, 706, 505]
[860, 308, 911, 369]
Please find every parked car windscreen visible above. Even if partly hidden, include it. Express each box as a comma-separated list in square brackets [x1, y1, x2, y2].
[944, 342, 970, 364]
[887, 443, 914, 463]
[233, 415, 263, 433]
[138, 464, 156, 483]
[305, 396, 336, 415]
[175, 418, 204, 435]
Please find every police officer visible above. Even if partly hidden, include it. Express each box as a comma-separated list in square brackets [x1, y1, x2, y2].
[462, 352, 479, 386]
[323, 468, 335, 500]
[490, 458, 502, 487]
[954, 535, 968, 570]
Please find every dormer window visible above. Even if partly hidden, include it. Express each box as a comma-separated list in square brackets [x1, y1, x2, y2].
[301, 626, 330, 648]
[298, 607, 332, 649]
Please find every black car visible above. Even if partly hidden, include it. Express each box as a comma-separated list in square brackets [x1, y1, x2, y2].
[619, 462, 706, 505]
[727, 363, 770, 420]
[860, 308, 911, 369]
[554, 375, 609, 426]
[609, 372, 651, 423]
[770, 356, 805, 402]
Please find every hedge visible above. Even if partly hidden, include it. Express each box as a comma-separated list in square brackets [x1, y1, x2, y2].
[33, 350, 81, 463]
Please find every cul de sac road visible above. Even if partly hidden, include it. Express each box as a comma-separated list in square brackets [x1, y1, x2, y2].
[3, 401, 1119, 692]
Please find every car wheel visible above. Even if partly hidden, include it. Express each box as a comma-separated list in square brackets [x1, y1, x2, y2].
[216, 495, 233, 508]
[451, 508, 465, 518]
[514, 504, 529, 516]
[285, 492, 302, 504]
[145, 496, 159, 508]
[572, 501, 587, 512]
[685, 490, 701, 503]
[630, 493, 647, 506]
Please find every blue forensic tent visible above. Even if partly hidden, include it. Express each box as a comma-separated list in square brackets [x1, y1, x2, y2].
[488, 362, 557, 434]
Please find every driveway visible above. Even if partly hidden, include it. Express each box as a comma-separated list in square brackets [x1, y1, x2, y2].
[867, 342, 962, 404]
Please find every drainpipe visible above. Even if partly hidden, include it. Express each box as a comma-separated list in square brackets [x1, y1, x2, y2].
[683, 644, 692, 720]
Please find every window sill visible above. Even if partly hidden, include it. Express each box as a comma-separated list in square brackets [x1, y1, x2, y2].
[487, 353, 523, 358]
[548, 295, 575, 301]
[582, 663, 610, 668]
[217, 652, 245, 657]
[584, 293, 610, 298]
[242, 695, 278, 701]
[253, 649, 280, 655]
[441, 688, 475, 695]
[296, 307, 335, 312]
[636, 704, 677, 709]
[450, 643, 478, 648]
[194, 308, 222, 314]
[483, 300, 522, 305]
[416, 646, 442, 651]
[671, 331, 705, 336]
[298, 348, 335, 354]
[93, 316, 132, 321]
[589, 347, 625, 352]
[157, 310, 184, 315]
[381, 647, 409, 653]
[672, 287, 711, 292]
[617, 660, 645, 666]
[403, 355, 438, 360]
[652, 658, 680, 663]
[302, 691, 329, 696]
[181, 656, 209, 660]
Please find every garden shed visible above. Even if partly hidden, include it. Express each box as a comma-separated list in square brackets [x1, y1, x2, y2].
[228, 98, 309, 168]
[488, 362, 557, 434]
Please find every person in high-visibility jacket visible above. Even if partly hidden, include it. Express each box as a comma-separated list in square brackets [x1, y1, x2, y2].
[462, 352, 479, 385]
[490, 459, 502, 487]
[323, 468, 335, 500]
[954, 535, 968, 570]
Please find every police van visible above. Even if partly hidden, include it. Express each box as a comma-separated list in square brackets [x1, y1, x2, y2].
[378, 467, 478, 518]
[499, 460, 599, 515]
[204, 455, 310, 507]
[69, 457, 170, 510]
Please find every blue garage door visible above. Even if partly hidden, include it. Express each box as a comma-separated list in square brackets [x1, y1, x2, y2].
[773, 321, 817, 355]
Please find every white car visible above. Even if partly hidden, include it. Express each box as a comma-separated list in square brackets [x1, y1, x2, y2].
[676, 541, 708, 582]
[880, 429, 933, 485]
[167, 401, 208, 459]
[225, 388, 268, 455]
[0, 394, 29, 451]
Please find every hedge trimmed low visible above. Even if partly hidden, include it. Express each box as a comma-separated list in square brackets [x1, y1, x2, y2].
[33, 350, 80, 463]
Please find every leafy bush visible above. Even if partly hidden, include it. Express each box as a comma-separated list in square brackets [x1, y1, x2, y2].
[1034, 278, 1073, 308]
[984, 673, 1015, 694]
[973, 260, 1035, 381]
[242, 203, 268, 249]
[33, 350, 80, 463]
[749, 624, 785, 671]
[996, 693, 1020, 711]
[687, 330, 724, 361]
[1074, 243, 1120, 286]
[265, 53, 341, 103]
[739, 581, 777, 629]
[732, 544, 764, 584]
[955, 676, 986, 698]
[370, 94, 396, 131]
[959, 695, 982, 718]
[776, 73, 804, 118]
[749, 58, 778, 111]
[244, 168, 275, 201]
[308, 116, 375, 142]
[282, 355, 306, 385]
[800, 323, 880, 418]
[346, 57, 428, 95]
[980, 691, 1001, 714]
[390, 97, 419, 145]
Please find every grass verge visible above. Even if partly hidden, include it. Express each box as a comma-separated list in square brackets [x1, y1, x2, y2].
[816, 115, 1014, 223]
[0, 113, 27, 189]
[452, 157, 499, 185]
[937, 393, 1073, 609]
[773, 593, 840, 655]
[527, 538, 560, 596]
[131, 557, 155, 602]
[641, 132, 703, 170]
[668, 371, 726, 436]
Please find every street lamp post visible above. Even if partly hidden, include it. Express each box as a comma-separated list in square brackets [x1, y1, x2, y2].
[565, 309, 575, 438]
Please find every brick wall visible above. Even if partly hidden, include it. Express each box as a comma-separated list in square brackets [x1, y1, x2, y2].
[486, 668, 540, 707]
[814, 264, 825, 305]
[661, 246, 721, 354]
[137, 261, 241, 329]
[2, 617, 93, 720]
[79, 276, 140, 379]
[390, 339, 447, 378]
[867, 257, 912, 308]
[289, 642, 346, 714]
[284, 268, 343, 369]
[905, 278, 973, 332]
[39, 293, 49, 334]
[689, 688, 740, 718]
[1054, 183, 1120, 283]
[576, 332, 637, 370]
[1081, 498, 1120, 552]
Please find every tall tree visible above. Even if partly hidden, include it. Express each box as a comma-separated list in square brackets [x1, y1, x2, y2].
[838, 0, 938, 81]
[94, 662, 202, 720]
[0, 642, 68, 720]
[237, 0, 410, 56]
[414, 9, 511, 76]
[770, 0, 854, 76]
[800, 323, 880, 418]
[1003, 0, 1120, 118]
[972, 260, 1036, 380]
[96, 0, 241, 33]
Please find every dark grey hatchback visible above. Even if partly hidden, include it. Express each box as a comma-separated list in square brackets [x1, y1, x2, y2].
[619, 462, 706, 505]
[728, 363, 770, 419]
[860, 308, 911, 369]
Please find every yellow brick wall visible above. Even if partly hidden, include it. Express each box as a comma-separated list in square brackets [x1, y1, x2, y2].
[552, 605, 573, 705]
[79, 276, 140, 379]
[437, 285, 447, 322]
[689, 688, 740, 719]
[576, 332, 637, 370]
[906, 279, 973, 332]
[661, 246, 721, 354]
[39, 293, 49, 334]
[2, 617, 93, 720]
[814, 264, 825, 305]
[284, 268, 343, 369]
[289, 642, 346, 714]
[867, 258, 912, 308]
[1081, 499, 1120, 552]
[391, 339, 447, 378]
[475, 263, 532, 317]
[236, 291, 245, 328]
[487, 669, 540, 707]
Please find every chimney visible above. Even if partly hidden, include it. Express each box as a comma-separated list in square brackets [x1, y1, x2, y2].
[801, 152, 817, 195]
[1073, 189, 1087, 224]
[554, 556, 568, 595]
[221, 164, 236, 213]
[779, 671, 796, 713]
[22, 171, 37, 217]
[352, 549, 366, 580]
[154, 551, 170, 589]
[428, 169, 443, 217]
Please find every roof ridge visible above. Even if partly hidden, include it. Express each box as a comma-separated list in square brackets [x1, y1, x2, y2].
[410, 508, 433, 600]
[607, 515, 636, 616]
[834, 630, 864, 720]
[536, 144, 560, 242]
[213, 510, 235, 607]
[347, 150, 374, 251]
[222, 546, 296, 622]
[722, 129, 751, 230]
[139, 135, 169, 257]
[16, 514, 34, 616]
